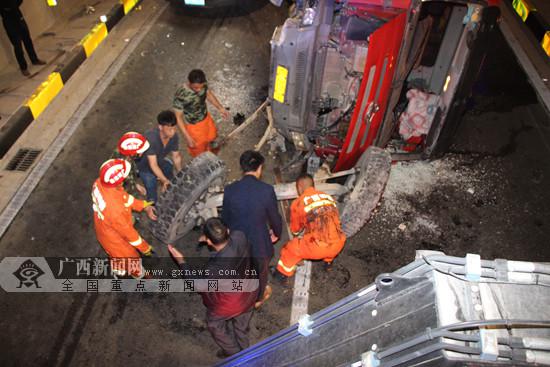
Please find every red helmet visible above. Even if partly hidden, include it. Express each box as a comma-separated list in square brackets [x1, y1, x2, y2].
[118, 132, 150, 156]
[99, 159, 131, 187]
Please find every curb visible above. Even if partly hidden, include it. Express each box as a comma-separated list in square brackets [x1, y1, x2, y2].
[0, 0, 142, 159]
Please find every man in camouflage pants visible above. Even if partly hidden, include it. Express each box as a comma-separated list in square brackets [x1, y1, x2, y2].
[173, 69, 230, 157]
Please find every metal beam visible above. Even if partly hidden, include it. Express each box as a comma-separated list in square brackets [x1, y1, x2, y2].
[204, 182, 349, 210]
[500, 0, 550, 114]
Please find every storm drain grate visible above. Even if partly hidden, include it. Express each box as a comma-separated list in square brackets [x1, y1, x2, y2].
[5, 148, 42, 172]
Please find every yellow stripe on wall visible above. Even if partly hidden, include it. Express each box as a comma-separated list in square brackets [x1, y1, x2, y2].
[25, 72, 64, 118]
[120, 0, 139, 14]
[512, 0, 535, 22]
[80, 23, 108, 57]
[542, 32, 550, 57]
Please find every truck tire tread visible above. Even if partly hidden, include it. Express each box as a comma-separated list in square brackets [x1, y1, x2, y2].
[150, 152, 226, 243]
[340, 147, 391, 238]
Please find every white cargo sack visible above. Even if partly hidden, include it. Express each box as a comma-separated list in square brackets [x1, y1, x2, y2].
[398, 89, 440, 140]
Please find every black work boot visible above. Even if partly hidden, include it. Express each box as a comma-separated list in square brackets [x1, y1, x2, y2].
[271, 267, 289, 286]
[323, 261, 334, 272]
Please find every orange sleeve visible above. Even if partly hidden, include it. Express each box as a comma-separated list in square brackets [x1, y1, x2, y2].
[120, 192, 145, 212]
[112, 213, 150, 253]
[129, 195, 145, 212]
[289, 197, 305, 234]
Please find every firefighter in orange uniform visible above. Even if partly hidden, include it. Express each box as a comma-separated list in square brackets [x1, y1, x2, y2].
[274, 173, 346, 280]
[92, 159, 157, 278]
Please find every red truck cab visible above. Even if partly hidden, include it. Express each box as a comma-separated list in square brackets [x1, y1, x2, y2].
[269, 0, 500, 171]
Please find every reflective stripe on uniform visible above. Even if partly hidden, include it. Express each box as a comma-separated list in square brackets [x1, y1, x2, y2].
[278, 259, 296, 273]
[92, 185, 107, 220]
[129, 236, 143, 247]
[318, 193, 335, 202]
[124, 195, 135, 207]
[304, 199, 336, 213]
[93, 204, 105, 220]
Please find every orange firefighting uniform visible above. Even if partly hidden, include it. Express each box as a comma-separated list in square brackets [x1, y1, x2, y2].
[277, 187, 346, 276]
[92, 178, 151, 278]
[185, 113, 218, 157]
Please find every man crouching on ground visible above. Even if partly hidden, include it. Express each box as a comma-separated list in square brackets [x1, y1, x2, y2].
[273, 173, 346, 282]
[136, 111, 183, 204]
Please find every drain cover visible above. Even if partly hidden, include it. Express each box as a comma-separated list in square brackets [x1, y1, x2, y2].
[5, 148, 42, 172]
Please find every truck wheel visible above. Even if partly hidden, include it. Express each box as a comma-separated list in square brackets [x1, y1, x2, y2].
[340, 147, 391, 238]
[150, 152, 226, 243]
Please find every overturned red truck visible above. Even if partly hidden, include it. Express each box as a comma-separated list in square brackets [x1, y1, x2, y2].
[270, 0, 500, 166]
[151, 0, 500, 244]
[266, 0, 501, 235]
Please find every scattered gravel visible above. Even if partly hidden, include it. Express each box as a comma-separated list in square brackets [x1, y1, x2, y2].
[381, 155, 506, 237]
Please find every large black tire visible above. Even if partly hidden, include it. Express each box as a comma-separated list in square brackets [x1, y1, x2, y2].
[150, 152, 226, 243]
[340, 147, 391, 238]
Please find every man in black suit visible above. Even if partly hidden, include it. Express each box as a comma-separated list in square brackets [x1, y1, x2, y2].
[0, 0, 46, 76]
[222, 150, 282, 307]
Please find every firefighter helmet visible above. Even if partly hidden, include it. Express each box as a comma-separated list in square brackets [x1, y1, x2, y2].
[100, 159, 131, 187]
[117, 132, 150, 156]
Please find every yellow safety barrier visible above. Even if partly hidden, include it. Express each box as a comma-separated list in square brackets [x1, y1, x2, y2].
[542, 32, 550, 57]
[80, 23, 108, 58]
[25, 72, 64, 118]
[512, 0, 535, 22]
[121, 0, 139, 14]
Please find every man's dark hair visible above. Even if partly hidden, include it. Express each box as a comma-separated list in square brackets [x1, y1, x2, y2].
[188, 69, 207, 84]
[297, 172, 315, 187]
[239, 150, 265, 173]
[203, 218, 230, 245]
[157, 110, 177, 126]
